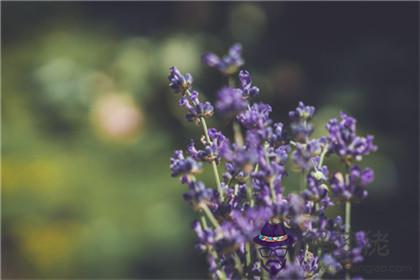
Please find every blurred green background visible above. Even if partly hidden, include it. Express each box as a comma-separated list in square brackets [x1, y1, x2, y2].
[2, 2, 418, 279]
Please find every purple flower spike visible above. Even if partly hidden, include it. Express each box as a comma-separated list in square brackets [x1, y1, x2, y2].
[216, 87, 248, 117]
[237, 103, 272, 130]
[168, 44, 377, 279]
[202, 43, 244, 75]
[185, 100, 214, 124]
[330, 166, 374, 202]
[193, 220, 216, 247]
[360, 168, 374, 185]
[170, 150, 202, 180]
[202, 53, 221, 67]
[289, 101, 316, 141]
[168, 68, 215, 124]
[188, 129, 228, 164]
[214, 207, 275, 256]
[183, 180, 217, 205]
[289, 101, 316, 121]
[168, 66, 193, 94]
[326, 112, 377, 162]
[239, 70, 260, 98]
[298, 250, 319, 277]
[292, 137, 327, 171]
[215, 70, 260, 117]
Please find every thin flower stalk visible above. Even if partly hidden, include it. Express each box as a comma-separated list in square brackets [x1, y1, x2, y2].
[199, 114, 224, 201]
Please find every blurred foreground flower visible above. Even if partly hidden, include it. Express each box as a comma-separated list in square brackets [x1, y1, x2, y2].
[202, 43, 244, 75]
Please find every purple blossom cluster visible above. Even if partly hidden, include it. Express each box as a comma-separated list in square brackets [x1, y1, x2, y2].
[202, 43, 244, 75]
[168, 67, 214, 124]
[289, 101, 315, 141]
[167, 44, 377, 279]
[215, 69, 259, 118]
[330, 166, 375, 202]
[326, 112, 377, 163]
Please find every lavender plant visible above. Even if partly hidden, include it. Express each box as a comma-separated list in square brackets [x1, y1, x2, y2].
[168, 44, 377, 279]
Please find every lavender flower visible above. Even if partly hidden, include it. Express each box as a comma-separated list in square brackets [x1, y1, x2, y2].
[223, 183, 248, 211]
[183, 180, 217, 206]
[330, 166, 375, 201]
[239, 70, 260, 98]
[326, 112, 377, 162]
[229, 207, 273, 240]
[298, 250, 319, 278]
[289, 101, 315, 120]
[188, 128, 228, 163]
[289, 101, 316, 141]
[291, 137, 327, 171]
[168, 67, 215, 125]
[167, 44, 377, 280]
[168, 66, 193, 94]
[332, 230, 368, 268]
[170, 150, 202, 179]
[352, 231, 368, 263]
[303, 171, 333, 210]
[215, 87, 248, 117]
[222, 147, 258, 184]
[193, 220, 216, 251]
[179, 91, 214, 124]
[266, 122, 286, 146]
[202, 43, 244, 75]
[237, 103, 272, 130]
[215, 70, 259, 117]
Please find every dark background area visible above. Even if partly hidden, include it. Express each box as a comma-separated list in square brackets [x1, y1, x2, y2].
[2, 2, 419, 279]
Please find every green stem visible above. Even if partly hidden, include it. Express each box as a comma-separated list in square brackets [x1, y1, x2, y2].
[245, 242, 251, 268]
[201, 203, 220, 229]
[228, 75, 235, 88]
[264, 143, 276, 202]
[185, 87, 223, 202]
[261, 268, 269, 280]
[234, 184, 239, 196]
[211, 248, 227, 280]
[345, 201, 351, 247]
[233, 121, 244, 147]
[301, 170, 307, 191]
[345, 200, 351, 280]
[200, 214, 208, 229]
[285, 253, 291, 265]
[246, 164, 259, 207]
[269, 177, 276, 202]
[200, 117, 224, 202]
[216, 269, 227, 280]
[318, 144, 328, 169]
[233, 253, 243, 274]
[303, 120, 309, 143]
[232, 121, 255, 207]
[343, 165, 351, 280]
[304, 244, 309, 261]
[246, 183, 255, 207]
[215, 270, 226, 280]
